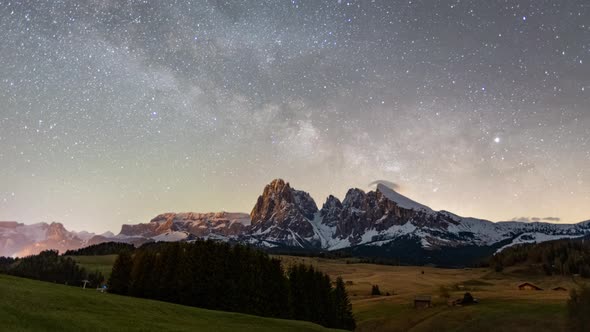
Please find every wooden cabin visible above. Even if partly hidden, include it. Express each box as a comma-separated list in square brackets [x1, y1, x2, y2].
[414, 295, 432, 308]
[552, 286, 567, 291]
[518, 282, 542, 291]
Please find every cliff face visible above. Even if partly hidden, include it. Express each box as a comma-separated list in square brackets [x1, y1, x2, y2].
[249, 179, 318, 247]
[320, 188, 417, 246]
[118, 211, 250, 241]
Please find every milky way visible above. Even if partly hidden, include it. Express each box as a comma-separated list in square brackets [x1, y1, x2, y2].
[1, 1, 589, 232]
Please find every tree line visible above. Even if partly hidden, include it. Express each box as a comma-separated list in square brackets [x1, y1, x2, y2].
[489, 236, 590, 277]
[0, 250, 104, 287]
[64, 242, 135, 256]
[108, 240, 356, 330]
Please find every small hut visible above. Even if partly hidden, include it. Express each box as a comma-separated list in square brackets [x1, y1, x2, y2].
[552, 286, 567, 291]
[414, 295, 432, 308]
[518, 282, 542, 291]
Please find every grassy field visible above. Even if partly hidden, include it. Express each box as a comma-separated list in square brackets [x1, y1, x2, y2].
[54, 253, 586, 331]
[276, 256, 583, 332]
[69, 255, 118, 279]
[0, 274, 343, 332]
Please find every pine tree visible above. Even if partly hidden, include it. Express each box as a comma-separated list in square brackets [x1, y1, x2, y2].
[108, 251, 133, 295]
[102, 241, 355, 329]
[332, 277, 356, 330]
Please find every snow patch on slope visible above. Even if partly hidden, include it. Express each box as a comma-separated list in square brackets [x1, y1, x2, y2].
[152, 231, 189, 242]
[376, 184, 434, 213]
[495, 232, 587, 253]
[308, 212, 336, 248]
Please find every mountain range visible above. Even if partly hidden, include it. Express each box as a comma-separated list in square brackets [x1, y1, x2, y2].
[2, 179, 589, 264]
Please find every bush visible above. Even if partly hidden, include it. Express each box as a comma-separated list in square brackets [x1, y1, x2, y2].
[462, 292, 474, 305]
[371, 285, 381, 296]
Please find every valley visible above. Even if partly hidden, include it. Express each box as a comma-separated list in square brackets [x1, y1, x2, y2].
[277, 256, 575, 331]
[64, 253, 581, 332]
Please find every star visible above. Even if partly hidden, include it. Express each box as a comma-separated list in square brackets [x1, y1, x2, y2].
[0, 0, 587, 232]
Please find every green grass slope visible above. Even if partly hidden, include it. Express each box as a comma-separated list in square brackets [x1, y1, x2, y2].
[0, 274, 343, 332]
[68, 255, 118, 279]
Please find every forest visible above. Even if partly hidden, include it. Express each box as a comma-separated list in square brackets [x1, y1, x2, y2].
[108, 240, 355, 330]
[489, 236, 590, 277]
[0, 250, 105, 287]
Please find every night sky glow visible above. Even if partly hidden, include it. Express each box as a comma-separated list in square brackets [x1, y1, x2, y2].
[1, 1, 589, 233]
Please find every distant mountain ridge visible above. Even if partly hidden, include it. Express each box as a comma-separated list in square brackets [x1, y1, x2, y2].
[0, 221, 92, 257]
[2, 179, 589, 262]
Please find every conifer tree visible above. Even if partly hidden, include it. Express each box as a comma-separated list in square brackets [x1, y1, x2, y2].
[107, 251, 133, 294]
[332, 277, 356, 330]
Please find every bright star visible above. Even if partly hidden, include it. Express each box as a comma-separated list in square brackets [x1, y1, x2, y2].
[494, 137, 501, 143]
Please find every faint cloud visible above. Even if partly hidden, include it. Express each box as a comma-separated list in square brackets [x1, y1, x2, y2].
[368, 180, 401, 191]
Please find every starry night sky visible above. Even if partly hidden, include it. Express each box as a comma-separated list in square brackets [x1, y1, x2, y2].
[1, 1, 589, 233]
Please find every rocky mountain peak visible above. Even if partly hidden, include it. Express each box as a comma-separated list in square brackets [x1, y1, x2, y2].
[251, 179, 318, 224]
[250, 179, 317, 246]
[320, 195, 343, 227]
[263, 178, 293, 202]
[46, 222, 70, 241]
[292, 190, 319, 220]
[322, 195, 342, 211]
[269, 178, 289, 191]
[342, 188, 367, 208]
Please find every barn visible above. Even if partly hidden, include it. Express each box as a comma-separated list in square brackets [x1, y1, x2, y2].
[414, 295, 432, 308]
[518, 282, 542, 291]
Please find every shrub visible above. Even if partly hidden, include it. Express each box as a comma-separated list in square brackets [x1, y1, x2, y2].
[462, 292, 475, 305]
[371, 285, 381, 296]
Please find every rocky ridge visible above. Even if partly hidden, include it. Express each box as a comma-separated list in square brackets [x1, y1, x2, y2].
[3, 179, 590, 259]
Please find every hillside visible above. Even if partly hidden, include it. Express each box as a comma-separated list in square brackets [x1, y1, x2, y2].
[0, 274, 342, 332]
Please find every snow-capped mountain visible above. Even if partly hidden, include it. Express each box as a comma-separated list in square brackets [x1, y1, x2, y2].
[109, 179, 590, 254]
[3, 179, 589, 262]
